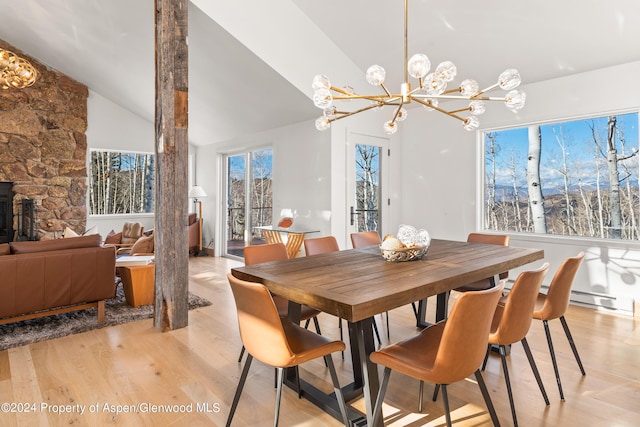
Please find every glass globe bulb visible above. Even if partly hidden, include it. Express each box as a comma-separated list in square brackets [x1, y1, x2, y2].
[463, 116, 480, 131]
[396, 108, 408, 122]
[313, 88, 333, 109]
[425, 73, 446, 96]
[312, 74, 331, 91]
[408, 54, 431, 79]
[315, 116, 331, 131]
[323, 106, 336, 119]
[366, 65, 386, 86]
[435, 61, 457, 82]
[460, 79, 479, 96]
[498, 69, 521, 90]
[505, 89, 526, 112]
[383, 121, 398, 134]
[469, 100, 486, 115]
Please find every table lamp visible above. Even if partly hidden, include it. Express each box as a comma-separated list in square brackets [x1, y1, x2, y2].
[189, 185, 207, 256]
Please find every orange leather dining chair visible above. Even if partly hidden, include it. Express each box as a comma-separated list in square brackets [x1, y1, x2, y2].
[455, 233, 510, 291]
[370, 282, 504, 427]
[237, 243, 323, 363]
[480, 263, 550, 427]
[533, 252, 586, 401]
[226, 273, 349, 427]
[304, 235, 383, 352]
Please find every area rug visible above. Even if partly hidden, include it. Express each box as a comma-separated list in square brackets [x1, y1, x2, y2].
[0, 285, 212, 351]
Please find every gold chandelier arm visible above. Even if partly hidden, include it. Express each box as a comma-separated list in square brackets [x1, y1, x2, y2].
[471, 82, 500, 98]
[330, 103, 385, 122]
[412, 97, 467, 122]
[404, 0, 409, 84]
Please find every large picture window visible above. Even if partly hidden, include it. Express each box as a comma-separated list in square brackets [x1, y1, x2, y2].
[89, 150, 154, 215]
[483, 112, 639, 240]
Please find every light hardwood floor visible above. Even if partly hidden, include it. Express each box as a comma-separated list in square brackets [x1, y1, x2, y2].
[1, 255, 639, 426]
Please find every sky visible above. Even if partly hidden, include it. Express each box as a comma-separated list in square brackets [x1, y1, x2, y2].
[487, 112, 639, 192]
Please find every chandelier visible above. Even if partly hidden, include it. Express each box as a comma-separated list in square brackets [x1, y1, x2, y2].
[1, 49, 38, 90]
[312, 0, 525, 134]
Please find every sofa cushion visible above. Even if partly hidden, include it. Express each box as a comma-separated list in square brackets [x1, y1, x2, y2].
[10, 234, 102, 254]
[129, 234, 154, 255]
[0, 243, 9, 255]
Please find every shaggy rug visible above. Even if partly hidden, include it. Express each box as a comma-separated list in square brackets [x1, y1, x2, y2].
[0, 285, 212, 351]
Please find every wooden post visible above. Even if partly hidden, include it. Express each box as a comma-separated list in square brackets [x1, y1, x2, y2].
[154, 0, 189, 331]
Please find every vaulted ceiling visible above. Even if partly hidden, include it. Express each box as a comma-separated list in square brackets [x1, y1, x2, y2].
[2, 0, 639, 146]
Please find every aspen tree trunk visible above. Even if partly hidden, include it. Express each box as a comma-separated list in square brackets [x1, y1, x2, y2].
[527, 125, 547, 233]
[154, 0, 189, 331]
[607, 116, 622, 239]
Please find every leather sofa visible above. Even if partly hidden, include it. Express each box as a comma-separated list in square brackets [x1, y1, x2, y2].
[0, 234, 117, 325]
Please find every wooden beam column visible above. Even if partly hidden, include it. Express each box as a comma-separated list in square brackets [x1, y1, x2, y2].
[154, 0, 189, 331]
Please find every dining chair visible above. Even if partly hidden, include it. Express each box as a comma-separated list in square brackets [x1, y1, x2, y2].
[237, 243, 323, 363]
[226, 273, 349, 427]
[370, 282, 504, 427]
[304, 235, 383, 352]
[533, 252, 586, 401]
[480, 262, 550, 427]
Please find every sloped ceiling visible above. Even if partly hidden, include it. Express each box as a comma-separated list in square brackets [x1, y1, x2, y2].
[1, 0, 639, 146]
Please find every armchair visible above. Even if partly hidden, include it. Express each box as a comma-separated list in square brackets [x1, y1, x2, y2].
[104, 222, 144, 251]
[188, 213, 200, 255]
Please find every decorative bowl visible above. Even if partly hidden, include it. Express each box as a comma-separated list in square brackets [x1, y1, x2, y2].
[381, 244, 428, 262]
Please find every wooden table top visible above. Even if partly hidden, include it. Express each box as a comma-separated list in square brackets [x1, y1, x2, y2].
[231, 238, 544, 323]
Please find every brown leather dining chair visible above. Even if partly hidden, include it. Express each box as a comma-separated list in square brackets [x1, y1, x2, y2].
[480, 263, 550, 427]
[304, 235, 383, 352]
[533, 252, 586, 401]
[225, 273, 349, 427]
[370, 282, 504, 427]
[349, 231, 382, 249]
[237, 243, 323, 363]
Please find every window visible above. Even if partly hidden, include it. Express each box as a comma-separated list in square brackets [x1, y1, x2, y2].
[89, 150, 154, 215]
[483, 112, 639, 240]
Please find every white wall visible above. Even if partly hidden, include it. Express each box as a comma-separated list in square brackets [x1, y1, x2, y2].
[402, 61, 640, 314]
[85, 90, 155, 235]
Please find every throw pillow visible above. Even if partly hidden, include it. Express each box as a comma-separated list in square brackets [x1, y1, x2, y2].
[63, 227, 79, 238]
[129, 234, 154, 255]
[104, 230, 121, 245]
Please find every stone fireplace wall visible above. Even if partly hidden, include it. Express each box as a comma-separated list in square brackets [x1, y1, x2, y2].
[0, 39, 88, 240]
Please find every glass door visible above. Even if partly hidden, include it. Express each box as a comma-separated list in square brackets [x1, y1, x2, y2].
[224, 149, 272, 258]
[346, 133, 389, 237]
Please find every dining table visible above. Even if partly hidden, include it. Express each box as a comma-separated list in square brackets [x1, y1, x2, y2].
[231, 238, 544, 426]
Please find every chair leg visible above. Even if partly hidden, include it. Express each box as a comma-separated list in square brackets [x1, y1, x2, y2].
[521, 337, 550, 405]
[324, 355, 350, 427]
[411, 301, 419, 322]
[481, 344, 491, 371]
[237, 345, 245, 363]
[385, 311, 390, 340]
[274, 367, 284, 427]
[543, 319, 565, 400]
[498, 344, 518, 427]
[338, 317, 344, 359]
[418, 380, 424, 412]
[560, 315, 586, 375]
[226, 354, 253, 427]
[313, 316, 322, 335]
[371, 367, 391, 427]
[372, 318, 382, 346]
[474, 369, 501, 427]
[304, 319, 311, 329]
[440, 384, 452, 427]
[432, 383, 440, 401]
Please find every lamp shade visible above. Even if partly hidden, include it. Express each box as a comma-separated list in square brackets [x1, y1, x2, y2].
[189, 185, 207, 199]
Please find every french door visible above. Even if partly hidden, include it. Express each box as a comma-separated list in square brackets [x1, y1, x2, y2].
[346, 133, 389, 237]
[224, 148, 272, 258]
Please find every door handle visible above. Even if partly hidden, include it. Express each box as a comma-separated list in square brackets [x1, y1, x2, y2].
[350, 206, 362, 226]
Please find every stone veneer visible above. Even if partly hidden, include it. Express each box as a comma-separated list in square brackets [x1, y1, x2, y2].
[0, 39, 88, 240]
